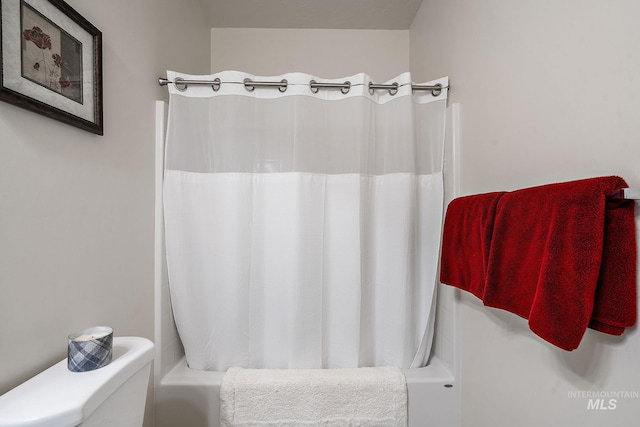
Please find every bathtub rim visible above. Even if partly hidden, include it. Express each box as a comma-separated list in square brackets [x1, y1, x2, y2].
[160, 355, 455, 387]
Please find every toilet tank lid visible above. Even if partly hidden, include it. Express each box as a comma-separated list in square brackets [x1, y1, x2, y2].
[0, 336, 154, 427]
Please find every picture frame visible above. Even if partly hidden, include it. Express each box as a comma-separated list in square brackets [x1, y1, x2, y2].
[0, 0, 103, 135]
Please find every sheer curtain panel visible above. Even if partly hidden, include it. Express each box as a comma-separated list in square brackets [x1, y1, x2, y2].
[163, 71, 448, 371]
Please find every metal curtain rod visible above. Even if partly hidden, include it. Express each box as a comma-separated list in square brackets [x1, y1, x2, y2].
[158, 77, 448, 97]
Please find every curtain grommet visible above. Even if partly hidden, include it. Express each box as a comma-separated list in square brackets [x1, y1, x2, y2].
[174, 77, 188, 92]
[310, 80, 319, 94]
[244, 78, 255, 92]
[211, 78, 221, 92]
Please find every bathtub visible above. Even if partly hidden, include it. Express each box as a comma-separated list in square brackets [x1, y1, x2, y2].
[155, 356, 458, 427]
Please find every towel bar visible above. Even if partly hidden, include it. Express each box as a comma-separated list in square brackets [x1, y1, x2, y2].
[609, 188, 640, 200]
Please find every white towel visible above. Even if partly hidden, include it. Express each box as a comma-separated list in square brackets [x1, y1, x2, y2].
[220, 366, 408, 427]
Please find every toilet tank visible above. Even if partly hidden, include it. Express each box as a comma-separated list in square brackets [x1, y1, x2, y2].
[0, 336, 154, 427]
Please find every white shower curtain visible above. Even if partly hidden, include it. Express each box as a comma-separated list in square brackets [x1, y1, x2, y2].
[164, 70, 448, 371]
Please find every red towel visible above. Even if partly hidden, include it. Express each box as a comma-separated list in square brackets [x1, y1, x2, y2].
[440, 192, 505, 300]
[440, 176, 636, 351]
[587, 192, 637, 335]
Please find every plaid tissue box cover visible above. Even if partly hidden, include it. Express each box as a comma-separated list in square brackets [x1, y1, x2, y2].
[68, 329, 113, 372]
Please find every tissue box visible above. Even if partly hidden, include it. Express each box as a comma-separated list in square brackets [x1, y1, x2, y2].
[68, 326, 113, 372]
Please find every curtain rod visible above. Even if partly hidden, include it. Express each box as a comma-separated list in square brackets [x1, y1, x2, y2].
[158, 77, 448, 97]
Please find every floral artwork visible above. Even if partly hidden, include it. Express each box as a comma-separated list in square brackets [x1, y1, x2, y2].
[21, 1, 82, 103]
[1, 0, 102, 134]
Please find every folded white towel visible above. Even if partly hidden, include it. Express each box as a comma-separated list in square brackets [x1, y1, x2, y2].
[220, 366, 408, 427]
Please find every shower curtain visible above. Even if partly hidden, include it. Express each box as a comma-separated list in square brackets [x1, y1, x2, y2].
[163, 70, 448, 371]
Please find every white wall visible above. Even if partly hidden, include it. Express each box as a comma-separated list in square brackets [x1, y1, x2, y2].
[211, 28, 409, 81]
[411, 0, 640, 425]
[0, 0, 210, 424]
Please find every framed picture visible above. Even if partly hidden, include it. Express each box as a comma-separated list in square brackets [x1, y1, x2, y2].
[0, 0, 102, 135]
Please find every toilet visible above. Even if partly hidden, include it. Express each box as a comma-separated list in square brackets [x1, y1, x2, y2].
[0, 336, 154, 427]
